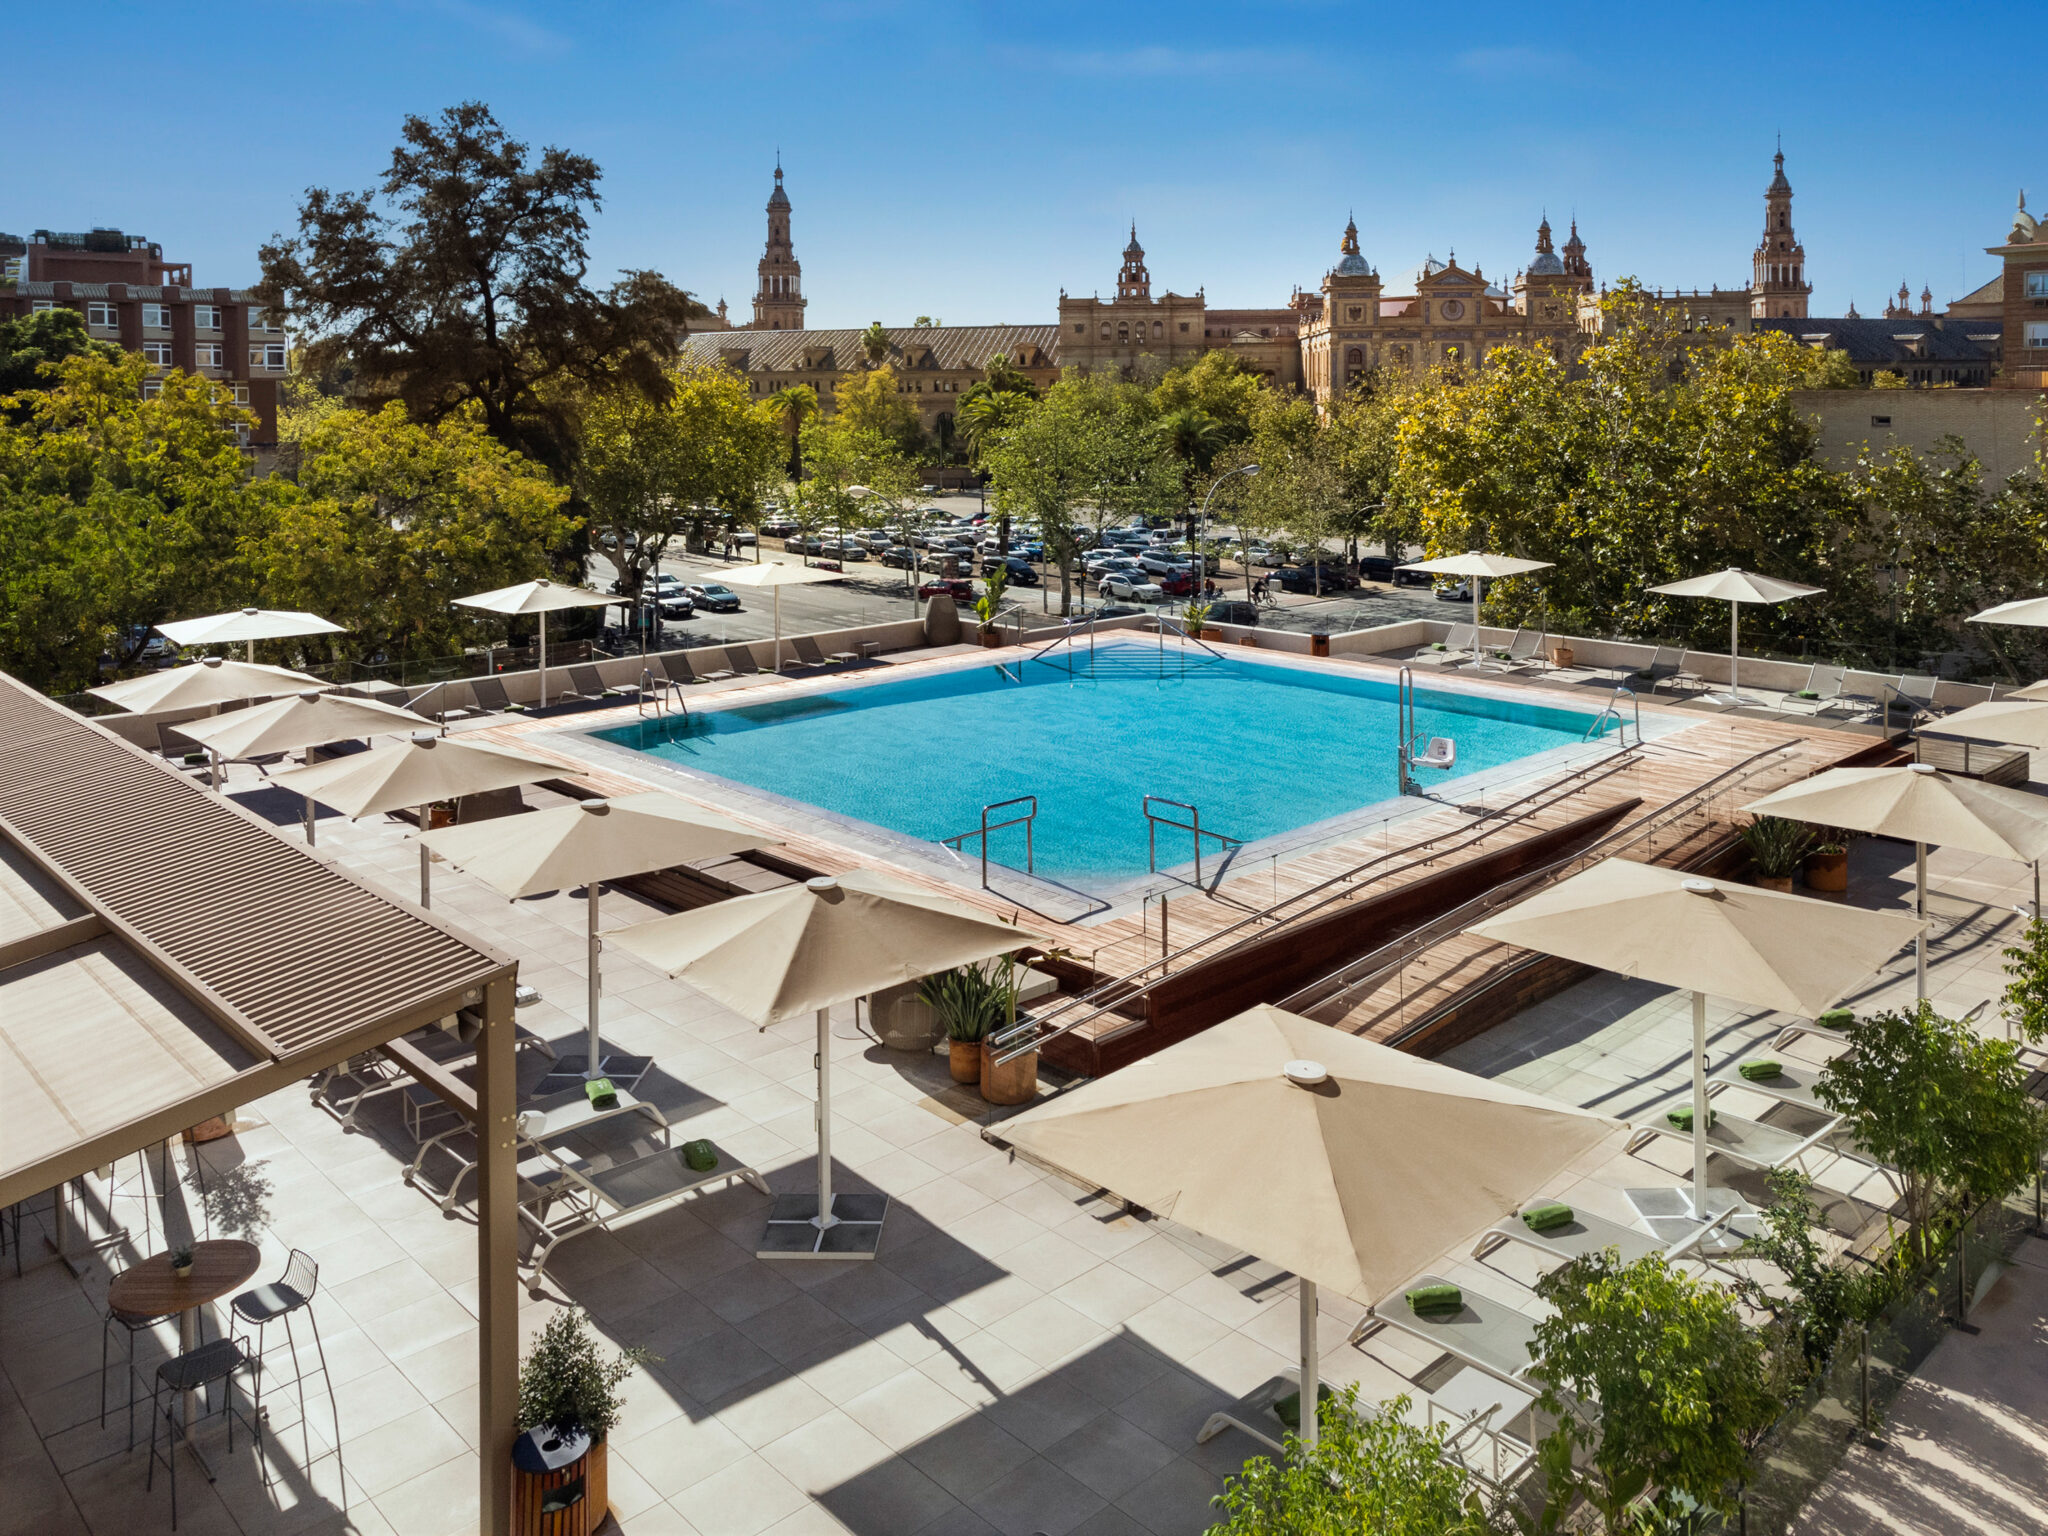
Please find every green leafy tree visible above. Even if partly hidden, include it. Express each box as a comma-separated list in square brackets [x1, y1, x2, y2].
[1209, 1385, 1495, 1535]
[981, 385, 1106, 615]
[1815, 1003, 2045, 1258]
[831, 364, 926, 458]
[956, 385, 1035, 465]
[1800, 348, 1863, 389]
[1529, 1251, 1779, 1532]
[798, 409, 921, 581]
[1149, 349, 1266, 442]
[979, 352, 1040, 399]
[253, 401, 575, 667]
[2000, 917, 2048, 1045]
[0, 353, 264, 689]
[1737, 1168, 1900, 1371]
[0, 307, 125, 409]
[257, 101, 699, 483]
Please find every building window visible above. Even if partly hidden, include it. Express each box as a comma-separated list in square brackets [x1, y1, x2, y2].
[250, 343, 287, 370]
[2026, 272, 2048, 300]
[1074, 324, 1084, 334]
[2026, 321, 2048, 349]
[1151, 320, 1162, 338]
[141, 380, 163, 400]
[194, 305, 222, 330]
[87, 302, 118, 327]
[31, 300, 54, 313]
[1178, 322, 1189, 333]
[142, 341, 173, 367]
[249, 309, 283, 333]
[143, 303, 172, 329]
[1346, 347, 1363, 365]
[1100, 324, 1110, 339]
[194, 343, 224, 368]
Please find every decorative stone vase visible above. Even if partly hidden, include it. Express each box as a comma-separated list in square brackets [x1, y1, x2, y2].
[980, 1040, 1037, 1105]
[1805, 850, 1849, 892]
[1550, 644, 1575, 667]
[948, 1040, 982, 1084]
[1756, 874, 1794, 894]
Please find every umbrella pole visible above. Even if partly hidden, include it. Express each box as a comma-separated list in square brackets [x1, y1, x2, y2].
[814, 1006, 837, 1230]
[304, 795, 316, 845]
[1691, 989, 1709, 1219]
[246, 639, 255, 665]
[1298, 1278, 1320, 1453]
[2034, 861, 2040, 924]
[1915, 841, 1928, 1001]
[586, 882, 603, 1077]
[539, 613, 549, 710]
[419, 805, 432, 909]
[1473, 576, 1483, 668]
[1729, 600, 1740, 705]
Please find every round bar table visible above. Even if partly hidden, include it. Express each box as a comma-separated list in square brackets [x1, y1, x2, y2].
[110, 1238, 262, 1474]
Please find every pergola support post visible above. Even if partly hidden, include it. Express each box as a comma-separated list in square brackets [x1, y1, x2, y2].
[476, 972, 519, 1536]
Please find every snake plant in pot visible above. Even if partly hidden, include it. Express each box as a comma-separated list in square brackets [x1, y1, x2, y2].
[1742, 816, 1813, 893]
[919, 962, 1017, 1084]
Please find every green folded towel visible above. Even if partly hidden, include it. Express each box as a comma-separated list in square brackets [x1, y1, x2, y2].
[1667, 1106, 1717, 1132]
[682, 1139, 719, 1173]
[584, 1078, 618, 1111]
[1406, 1283, 1463, 1316]
[1521, 1202, 1574, 1232]
[1739, 1060, 1783, 1082]
[1272, 1382, 1334, 1430]
[1817, 1007, 1855, 1030]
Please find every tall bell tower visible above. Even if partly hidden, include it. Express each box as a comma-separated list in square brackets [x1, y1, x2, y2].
[752, 159, 807, 331]
[1751, 145, 1811, 319]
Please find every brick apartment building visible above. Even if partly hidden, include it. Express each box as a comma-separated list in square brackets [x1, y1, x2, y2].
[0, 227, 283, 444]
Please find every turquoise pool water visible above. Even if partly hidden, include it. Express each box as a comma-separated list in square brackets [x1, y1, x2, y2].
[592, 647, 1601, 884]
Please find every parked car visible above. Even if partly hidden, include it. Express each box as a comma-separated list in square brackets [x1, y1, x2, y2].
[918, 578, 975, 602]
[655, 595, 695, 620]
[817, 541, 868, 562]
[783, 535, 822, 555]
[879, 546, 917, 569]
[1154, 570, 1196, 597]
[1390, 564, 1434, 588]
[1199, 599, 1261, 628]
[1099, 573, 1164, 602]
[1270, 564, 1361, 594]
[980, 556, 1041, 586]
[759, 520, 799, 538]
[1138, 550, 1191, 578]
[1357, 556, 1396, 583]
[731, 530, 757, 547]
[1435, 581, 1472, 602]
[684, 583, 742, 612]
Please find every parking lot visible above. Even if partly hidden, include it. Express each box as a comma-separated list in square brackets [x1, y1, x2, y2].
[584, 494, 1456, 650]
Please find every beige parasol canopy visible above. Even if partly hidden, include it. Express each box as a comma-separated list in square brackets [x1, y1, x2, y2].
[1466, 857, 1922, 1222]
[999, 1004, 1625, 1448]
[177, 689, 432, 798]
[611, 868, 1042, 1257]
[87, 656, 326, 713]
[1745, 764, 2048, 997]
[1395, 552, 1553, 667]
[712, 559, 844, 672]
[272, 732, 564, 902]
[451, 579, 615, 708]
[422, 792, 777, 1078]
[1968, 596, 2048, 629]
[1920, 697, 2048, 750]
[2009, 679, 2048, 701]
[155, 607, 347, 664]
[1645, 568, 1824, 706]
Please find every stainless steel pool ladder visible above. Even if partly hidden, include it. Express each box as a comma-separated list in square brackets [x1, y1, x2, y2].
[940, 795, 1038, 889]
[1583, 684, 1640, 747]
[636, 668, 687, 719]
[1143, 795, 1241, 883]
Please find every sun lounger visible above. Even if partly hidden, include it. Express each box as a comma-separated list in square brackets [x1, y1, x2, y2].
[566, 664, 637, 701]
[519, 1139, 770, 1288]
[1632, 645, 1691, 694]
[1832, 670, 1900, 719]
[1350, 1274, 1541, 1387]
[1625, 1103, 1848, 1179]
[1600, 642, 1658, 685]
[1707, 1060, 1829, 1114]
[1412, 625, 1477, 666]
[406, 1079, 670, 1212]
[466, 675, 513, 714]
[657, 650, 702, 685]
[1670, 651, 1717, 695]
[722, 646, 763, 678]
[1499, 629, 1549, 673]
[1474, 1197, 1745, 1272]
[783, 635, 836, 672]
[1777, 664, 1847, 716]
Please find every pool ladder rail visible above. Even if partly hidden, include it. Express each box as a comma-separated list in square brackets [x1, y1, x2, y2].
[1142, 796, 1241, 883]
[1584, 684, 1640, 747]
[940, 795, 1038, 889]
[636, 669, 689, 720]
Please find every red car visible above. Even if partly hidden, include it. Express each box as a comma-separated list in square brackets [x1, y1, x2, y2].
[917, 578, 975, 602]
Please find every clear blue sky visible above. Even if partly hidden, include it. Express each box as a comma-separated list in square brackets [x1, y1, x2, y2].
[6, 2, 2032, 328]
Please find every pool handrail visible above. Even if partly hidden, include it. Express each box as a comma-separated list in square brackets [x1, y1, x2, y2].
[1142, 795, 1241, 883]
[940, 795, 1038, 887]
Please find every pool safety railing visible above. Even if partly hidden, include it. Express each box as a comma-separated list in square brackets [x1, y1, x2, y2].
[1154, 615, 1228, 663]
[940, 795, 1038, 889]
[1583, 684, 1640, 747]
[637, 668, 688, 719]
[988, 743, 1647, 1066]
[1028, 615, 1098, 670]
[1143, 796, 1241, 883]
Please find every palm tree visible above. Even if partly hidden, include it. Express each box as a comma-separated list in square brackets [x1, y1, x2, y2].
[768, 384, 817, 479]
[956, 387, 1032, 465]
[1155, 407, 1230, 479]
[860, 321, 890, 368]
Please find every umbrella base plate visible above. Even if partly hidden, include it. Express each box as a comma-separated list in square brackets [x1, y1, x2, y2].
[757, 1192, 888, 1260]
[538, 1054, 652, 1093]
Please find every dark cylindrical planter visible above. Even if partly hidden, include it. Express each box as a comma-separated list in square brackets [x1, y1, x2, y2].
[1310, 633, 1330, 658]
[512, 1426, 597, 1536]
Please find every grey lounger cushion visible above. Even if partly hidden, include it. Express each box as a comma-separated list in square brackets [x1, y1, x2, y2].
[1362, 1273, 1540, 1382]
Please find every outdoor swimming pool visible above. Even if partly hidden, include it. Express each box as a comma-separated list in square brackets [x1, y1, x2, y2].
[590, 646, 1607, 888]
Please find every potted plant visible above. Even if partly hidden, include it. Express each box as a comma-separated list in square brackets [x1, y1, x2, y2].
[1183, 600, 1213, 641]
[1804, 826, 1850, 892]
[170, 1244, 194, 1279]
[918, 964, 1012, 1084]
[1741, 816, 1813, 893]
[516, 1310, 648, 1530]
[1549, 641, 1575, 667]
[973, 566, 1010, 647]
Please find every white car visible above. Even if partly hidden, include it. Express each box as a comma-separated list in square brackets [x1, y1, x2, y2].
[1099, 573, 1164, 602]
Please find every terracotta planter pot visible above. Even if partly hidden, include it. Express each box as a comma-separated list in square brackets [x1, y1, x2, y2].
[183, 1116, 233, 1144]
[1805, 850, 1849, 892]
[1240, 635, 1257, 648]
[1756, 874, 1794, 893]
[977, 629, 1002, 648]
[1185, 626, 1205, 642]
[980, 1039, 1038, 1105]
[427, 805, 455, 829]
[948, 1040, 982, 1084]
[1310, 634, 1330, 658]
[589, 1437, 609, 1531]
[1549, 644, 1575, 667]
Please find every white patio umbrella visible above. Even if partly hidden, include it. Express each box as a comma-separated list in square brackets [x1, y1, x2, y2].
[711, 559, 844, 673]
[1921, 698, 2048, 750]
[155, 607, 347, 664]
[1644, 569, 1823, 707]
[87, 656, 325, 712]
[420, 793, 776, 1077]
[451, 579, 615, 709]
[1745, 764, 2048, 998]
[609, 869, 1043, 1258]
[1395, 552, 1553, 667]
[271, 731, 563, 902]
[176, 689, 433, 811]
[1466, 858, 1923, 1226]
[1968, 596, 2048, 630]
[999, 1005, 1626, 1451]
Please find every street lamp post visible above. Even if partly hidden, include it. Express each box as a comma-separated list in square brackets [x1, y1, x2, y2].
[1195, 463, 1259, 611]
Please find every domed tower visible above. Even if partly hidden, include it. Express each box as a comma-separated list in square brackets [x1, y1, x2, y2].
[1751, 146, 1810, 319]
[752, 159, 806, 331]
[1310, 215, 1381, 398]
[1561, 218, 1591, 286]
[1514, 213, 1584, 325]
[1117, 225, 1151, 302]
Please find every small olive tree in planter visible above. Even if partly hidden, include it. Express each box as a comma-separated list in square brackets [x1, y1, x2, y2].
[517, 1310, 650, 1526]
[1740, 816, 1812, 893]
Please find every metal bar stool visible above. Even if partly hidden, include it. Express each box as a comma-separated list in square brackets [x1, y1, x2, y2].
[145, 1334, 258, 1529]
[101, 1303, 173, 1448]
[231, 1249, 340, 1488]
